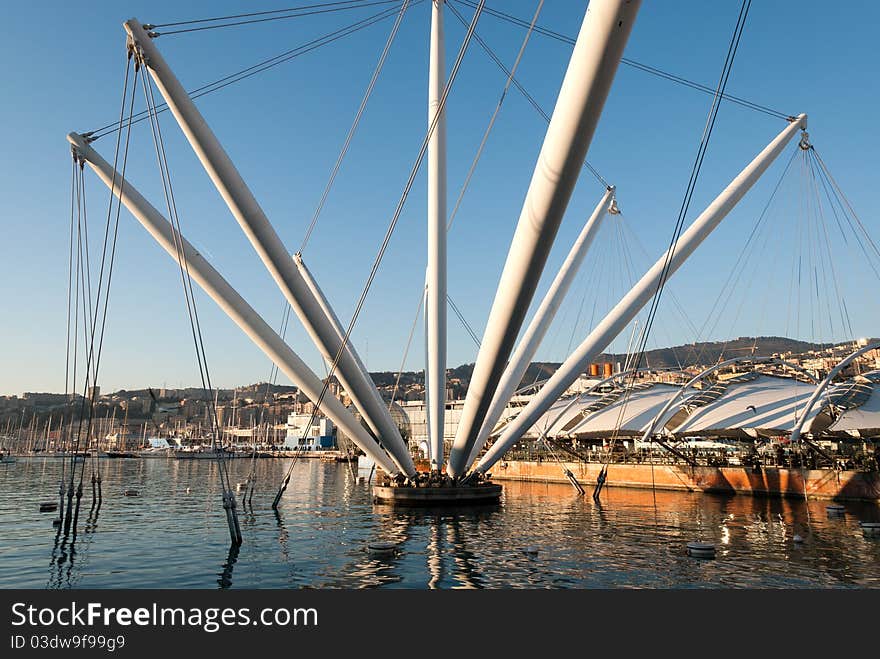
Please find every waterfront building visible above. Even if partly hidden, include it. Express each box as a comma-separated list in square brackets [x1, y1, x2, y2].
[284, 413, 336, 451]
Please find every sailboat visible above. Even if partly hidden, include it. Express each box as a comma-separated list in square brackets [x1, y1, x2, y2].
[106, 405, 138, 457]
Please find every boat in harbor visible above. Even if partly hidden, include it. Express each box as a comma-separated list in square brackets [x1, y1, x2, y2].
[174, 445, 241, 459]
[105, 451, 139, 458]
[136, 437, 181, 458]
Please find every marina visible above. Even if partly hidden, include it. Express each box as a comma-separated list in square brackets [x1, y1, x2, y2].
[2, 0, 879, 591]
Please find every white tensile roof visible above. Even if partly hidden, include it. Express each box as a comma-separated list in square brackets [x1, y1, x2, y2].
[827, 372, 880, 434]
[670, 374, 820, 436]
[527, 393, 592, 437]
[514, 371, 880, 441]
[524, 383, 682, 438]
[565, 383, 682, 437]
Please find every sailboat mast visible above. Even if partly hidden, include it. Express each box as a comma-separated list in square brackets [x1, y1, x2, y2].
[426, 0, 447, 472]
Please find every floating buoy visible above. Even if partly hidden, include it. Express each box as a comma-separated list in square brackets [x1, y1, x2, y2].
[185, 487, 191, 494]
[367, 541, 397, 554]
[793, 534, 804, 543]
[52, 518, 62, 526]
[123, 489, 139, 497]
[859, 521, 880, 537]
[687, 541, 716, 558]
[523, 546, 539, 557]
[39, 502, 58, 513]
[826, 504, 846, 516]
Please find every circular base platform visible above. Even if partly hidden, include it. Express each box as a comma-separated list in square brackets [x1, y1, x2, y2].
[372, 482, 502, 506]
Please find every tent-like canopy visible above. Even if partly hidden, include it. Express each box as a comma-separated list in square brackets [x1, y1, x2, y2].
[671, 374, 820, 438]
[826, 371, 880, 436]
[565, 383, 682, 438]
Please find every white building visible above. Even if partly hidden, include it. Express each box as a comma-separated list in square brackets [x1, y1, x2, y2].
[283, 413, 335, 450]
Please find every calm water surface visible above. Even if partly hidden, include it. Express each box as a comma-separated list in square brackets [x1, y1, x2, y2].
[1, 457, 879, 588]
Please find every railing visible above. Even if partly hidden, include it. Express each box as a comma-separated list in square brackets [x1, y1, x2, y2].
[487, 443, 879, 471]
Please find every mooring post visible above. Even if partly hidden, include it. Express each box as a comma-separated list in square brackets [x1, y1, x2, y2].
[70, 482, 84, 538]
[57, 480, 66, 526]
[62, 480, 75, 536]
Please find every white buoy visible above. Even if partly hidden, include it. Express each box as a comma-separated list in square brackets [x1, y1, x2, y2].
[826, 504, 846, 516]
[793, 534, 804, 543]
[367, 541, 397, 554]
[185, 487, 191, 494]
[687, 541, 716, 558]
[859, 521, 880, 537]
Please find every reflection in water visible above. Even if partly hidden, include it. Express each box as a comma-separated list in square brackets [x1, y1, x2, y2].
[44, 466, 103, 590]
[446, 514, 484, 589]
[1, 457, 879, 588]
[219, 544, 240, 589]
[427, 516, 443, 589]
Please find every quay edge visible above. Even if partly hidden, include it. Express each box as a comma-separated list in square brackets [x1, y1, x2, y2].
[490, 460, 880, 503]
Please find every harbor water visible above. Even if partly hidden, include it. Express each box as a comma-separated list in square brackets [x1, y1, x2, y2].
[1, 457, 879, 589]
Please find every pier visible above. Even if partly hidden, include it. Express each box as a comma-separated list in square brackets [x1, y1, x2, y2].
[490, 459, 880, 502]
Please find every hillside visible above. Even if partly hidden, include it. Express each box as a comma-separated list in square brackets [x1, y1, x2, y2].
[369, 336, 844, 390]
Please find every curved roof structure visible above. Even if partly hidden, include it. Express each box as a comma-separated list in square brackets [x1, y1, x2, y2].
[670, 374, 820, 438]
[507, 367, 880, 443]
[826, 371, 880, 435]
[565, 383, 682, 438]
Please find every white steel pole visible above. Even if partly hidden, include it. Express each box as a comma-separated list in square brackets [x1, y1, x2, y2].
[122, 19, 414, 476]
[475, 114, 808, 474]
[294, 254, 416, 474]
[423, 281, 433, 465]
[67, 132, 402, 477]
[447, 0, 641, 477]
[426, 0, 448, 472]
[467, 186, 614, 467]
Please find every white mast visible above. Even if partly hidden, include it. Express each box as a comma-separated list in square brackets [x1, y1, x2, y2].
[474, 114, 808, 475]
[447, 0, 642, 477]
[123, 19, 415, 478]
[67, 132, 403, 477]
[467, 186, 614, 467]
[426, 0, 448, 472]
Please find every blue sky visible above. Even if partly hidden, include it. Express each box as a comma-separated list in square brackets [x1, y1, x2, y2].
[1, 0, 878, 396]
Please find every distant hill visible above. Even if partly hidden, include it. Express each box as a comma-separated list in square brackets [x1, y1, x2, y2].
[63, 336, 870, 400]
[369, 336, 850, 390]
[595, 336, 834, 372]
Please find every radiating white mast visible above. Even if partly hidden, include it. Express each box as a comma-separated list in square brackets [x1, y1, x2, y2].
[123, 19, 416, 478]
[67, 132, 403, 477]
[467, 186, 615, 467]
[426, 0, 448, 472]
[447, 0, 642, 477]
[474, 114, 808, 475]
